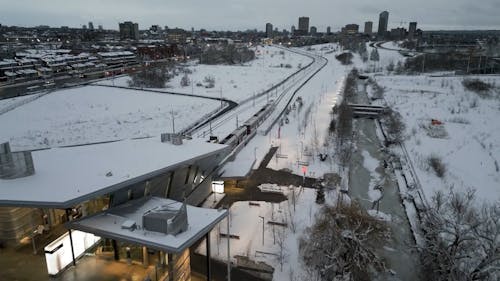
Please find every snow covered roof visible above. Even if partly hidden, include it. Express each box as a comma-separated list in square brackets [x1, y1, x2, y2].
[0, 138, 227, 208]
[98, 51, 135, 57]
[69, 196, 227, 253]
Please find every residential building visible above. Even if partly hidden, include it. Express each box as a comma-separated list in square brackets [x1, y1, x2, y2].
[88, 22, 94, 31]
[378, 11, 389, 37]
[298, 17, 309, 35]
[326, 26, 331, 34]
[364, 21, 373, 34]
[119, 21, 139, 40]
[342, 24, 359, 35]
[390, 27, 406, 40]
[310, 26, 317, 36]
[409, 22, 417, 40]
[266, 23, 273, 38]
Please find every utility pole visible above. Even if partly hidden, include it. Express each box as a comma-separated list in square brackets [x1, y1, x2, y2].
[467, 55, 471, 74]
[258, 216, 264, 246]
[422, 54, 425, 73]
[226, 207, 231, 281]
[220, 87, 223, 109]
[171, 110, 175, 133]
[478, 56, 482, 74]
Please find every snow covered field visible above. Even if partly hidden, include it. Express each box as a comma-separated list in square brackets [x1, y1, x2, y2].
[198, 184, 343, 280]
[374, 75, 500, 203]
[221, 43, 347, 179]
[95, 45, 313, 102]
[0, 85, 220, 151]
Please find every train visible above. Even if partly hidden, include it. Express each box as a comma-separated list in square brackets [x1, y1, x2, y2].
[216, 101, 275, 147]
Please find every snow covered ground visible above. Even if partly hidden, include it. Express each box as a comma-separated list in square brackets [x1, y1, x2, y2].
[265, 44, 347, 179]
[221, 43, 347, 179]
[365, 41, 406, 72]
[95, 45, 313, 103]
[0, 85, 220, 151]
[197, 184, 343, 280]
[374, 75, 500, 204]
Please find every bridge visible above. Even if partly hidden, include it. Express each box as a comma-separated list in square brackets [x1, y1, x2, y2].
[348, 103, 387, 119]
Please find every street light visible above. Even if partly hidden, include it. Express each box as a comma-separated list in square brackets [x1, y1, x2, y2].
[258, 216, 264, 246]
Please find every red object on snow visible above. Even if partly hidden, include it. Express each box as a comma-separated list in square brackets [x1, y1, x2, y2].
[431, 119, 443, 125]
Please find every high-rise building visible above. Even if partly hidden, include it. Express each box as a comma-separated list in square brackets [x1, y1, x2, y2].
[326, 26, 331, 34]
[298, 17, 309, 35]
[310, 26, 317, 36]
[266, 23, 273, 38]
[88, 21, 94, 31]
[378, 11, 389, 37]
[364, 21, 373, 34]
[291, 25, 296, 35]
[98, 25, 103, 31]
[408, 22, 417, 40]
[119, 21, 139, 40]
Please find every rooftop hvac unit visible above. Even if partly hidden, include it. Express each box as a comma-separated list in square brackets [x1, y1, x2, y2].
[161, 133, 183, 145]
[0, 142, 35, 179]
[142, 201, 188, 235]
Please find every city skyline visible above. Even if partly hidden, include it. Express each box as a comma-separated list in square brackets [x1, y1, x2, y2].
[1, 0, 500, 31]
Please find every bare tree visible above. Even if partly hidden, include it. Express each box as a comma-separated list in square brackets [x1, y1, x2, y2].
[276, 225, 288, 272]
[336, 101, 353, 144]
[382, 108, 406, 144]
[128, 65, 171, 88]
[370, 48, 380, 62]
[300, 202, 390, 281]
[419, 189, 500, 281]
[180, 73, 190, 87]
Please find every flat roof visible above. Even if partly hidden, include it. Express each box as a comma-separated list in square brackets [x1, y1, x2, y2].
[0, 138, 227, 208]
[68, 196, 227, 253]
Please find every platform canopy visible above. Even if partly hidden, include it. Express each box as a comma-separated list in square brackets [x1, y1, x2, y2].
[0, 137, 227, 208]
[68, 196, 228, 253]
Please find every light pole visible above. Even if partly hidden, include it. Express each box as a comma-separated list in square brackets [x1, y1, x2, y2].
[258, 216, 264, 246]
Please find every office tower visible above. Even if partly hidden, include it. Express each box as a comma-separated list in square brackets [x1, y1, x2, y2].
[378, 11, 389, 37]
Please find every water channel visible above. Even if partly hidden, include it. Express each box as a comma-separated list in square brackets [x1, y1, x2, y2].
[348, 82, 421, 281]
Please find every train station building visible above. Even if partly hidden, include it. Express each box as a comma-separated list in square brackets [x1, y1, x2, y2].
[0, 135, 231, 280]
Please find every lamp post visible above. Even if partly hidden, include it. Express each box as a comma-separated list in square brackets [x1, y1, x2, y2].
[258, 216, 264, 246]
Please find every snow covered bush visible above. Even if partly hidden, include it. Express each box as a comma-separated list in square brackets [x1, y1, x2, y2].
[335, 52, 353, 65]
[419, 189, 500, 281]
[180, 73, 190, 87]
[128, 65, 170, 88]
[300, 202, 390, 281]
[382, 108, 406, 144]
[203, 75, 215, 88]
[428, 155, 446, 177]
[462, 79, 493, 94]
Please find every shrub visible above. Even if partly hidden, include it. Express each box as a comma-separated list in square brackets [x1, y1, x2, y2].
[335, 52, 353, 65]
[462, 79, 492, 93]
[180, 73, 190, 87]
[428, 155, 446, 177]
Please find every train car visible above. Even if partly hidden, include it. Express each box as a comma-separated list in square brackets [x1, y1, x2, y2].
[219, 101, 275, 149]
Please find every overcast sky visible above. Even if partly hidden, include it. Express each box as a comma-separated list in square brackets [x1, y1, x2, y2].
[1, 0, 499, 31]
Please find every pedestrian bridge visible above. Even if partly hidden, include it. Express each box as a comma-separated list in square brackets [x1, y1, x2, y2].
[348, 103, 387, 119]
